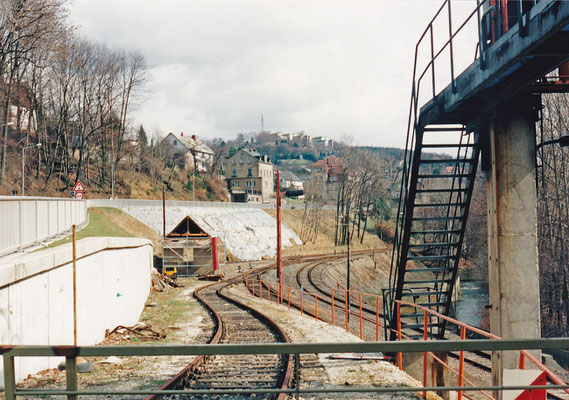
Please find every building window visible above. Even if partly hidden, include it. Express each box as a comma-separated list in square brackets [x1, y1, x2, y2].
[248, 168, 252, 176]
[233, 181, 239, 187]
[239, 158, 244, 164]
[247, 158, 251, 164]
[232, 159, 236, 165]
[232, 169, 236, 177]
[173, 140, 177, 146]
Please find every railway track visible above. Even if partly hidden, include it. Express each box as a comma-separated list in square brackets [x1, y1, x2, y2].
[259, 254, 497, 392]
[146, 263, 293, 399]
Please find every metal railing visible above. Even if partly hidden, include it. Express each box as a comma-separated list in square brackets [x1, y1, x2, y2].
[395, 299, 569, 400]
[0, 196, 88, 257]
[3, 339, 569, 399]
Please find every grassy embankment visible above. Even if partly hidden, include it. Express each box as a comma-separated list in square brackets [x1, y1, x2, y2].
[45, 207, 162, 255]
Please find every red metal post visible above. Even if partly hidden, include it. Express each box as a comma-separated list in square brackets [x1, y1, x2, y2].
[423, 310, 428, 398]
[458, 326, 466, 400]
[345, 289, 349, 332]
[359, 293, 363, 339]
[331, 289, 335, 325]
[276, 170, 282, 304]
[397, 302, 402, 370]
[376, 296, 380, 341]
[315, 295, 318, 320]
[211, 237, 219, 273]
[519, 352, 526, 370]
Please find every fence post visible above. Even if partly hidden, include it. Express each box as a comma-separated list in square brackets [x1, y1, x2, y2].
[66, 355, 78, 400]
[211, 237, 219, 274]
[345, 288, 349, 332]
[423, 310, 428, 399]
[315, 295, 318, 321]
[331, 289, 335, 325]
[3, 351, 16, 400]
[397, 302, 402, 370]
[359, 293, 363, 339]
[458, 326, 466, 400]
[376, 296, 380, 341]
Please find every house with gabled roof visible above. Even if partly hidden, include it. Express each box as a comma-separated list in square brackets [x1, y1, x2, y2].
[309, 155, 344, 203]
[223, 148, 274, 203]
[162, 132, 214, 172]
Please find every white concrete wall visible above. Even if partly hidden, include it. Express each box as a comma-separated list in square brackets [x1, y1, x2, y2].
[0, 196, 88, 256]
[0, 237, 153, 385]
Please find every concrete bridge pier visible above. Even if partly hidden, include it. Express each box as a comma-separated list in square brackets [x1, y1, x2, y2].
[484, 95, 541, 394]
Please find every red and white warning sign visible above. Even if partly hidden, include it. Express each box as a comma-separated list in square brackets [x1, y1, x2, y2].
[72, 180, 86, 199]
[72, 180, 85, 193]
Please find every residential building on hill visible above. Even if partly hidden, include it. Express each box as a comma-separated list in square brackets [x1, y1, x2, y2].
[223, 148, 274, 203]
[162, 132, 214, 172]
[278, 170, 303, 191]
[309, 155, 344, 203]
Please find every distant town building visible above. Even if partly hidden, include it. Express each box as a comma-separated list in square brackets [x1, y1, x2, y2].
[309, 155, 344, 203]
[278, 170, 303, 191]
[162, 132, 214, 172]
[223, 148, 274, 203]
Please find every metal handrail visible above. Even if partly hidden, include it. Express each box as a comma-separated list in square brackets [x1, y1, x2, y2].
[4, 340, 569, 399]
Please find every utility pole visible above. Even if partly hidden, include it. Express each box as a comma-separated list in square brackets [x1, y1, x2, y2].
[276, 170, 282, 303]
[346, 212, 351, 323]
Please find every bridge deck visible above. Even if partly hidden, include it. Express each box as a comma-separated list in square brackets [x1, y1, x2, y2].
[420, 0, 569, 126]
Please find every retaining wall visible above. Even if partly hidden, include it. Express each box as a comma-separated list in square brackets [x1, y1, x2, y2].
[0, 196, 88, 256]
[0, 237, 153, 385]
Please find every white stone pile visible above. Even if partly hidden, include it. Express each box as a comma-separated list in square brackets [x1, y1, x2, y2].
[122, 205, 302, 261]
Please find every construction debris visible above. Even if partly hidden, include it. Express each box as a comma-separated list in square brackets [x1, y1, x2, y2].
[151, 268, 179, 291]
[197, 273, 224, 281]
[104, 323, 166, 342]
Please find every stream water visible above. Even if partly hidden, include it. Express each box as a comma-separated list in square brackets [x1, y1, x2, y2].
[454, 280, 488, 328]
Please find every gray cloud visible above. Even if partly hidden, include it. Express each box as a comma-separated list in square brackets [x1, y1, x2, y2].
[69, 0, 476, 147]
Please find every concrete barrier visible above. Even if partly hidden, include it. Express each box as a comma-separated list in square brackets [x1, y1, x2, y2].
[0, 196, 88, 256]
[0, 237, 153, 386]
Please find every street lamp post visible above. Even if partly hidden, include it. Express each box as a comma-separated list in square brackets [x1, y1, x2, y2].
[21, 143, 41, 196]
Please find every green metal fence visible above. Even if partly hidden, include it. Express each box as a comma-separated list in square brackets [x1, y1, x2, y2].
[3, 338, 569, 398]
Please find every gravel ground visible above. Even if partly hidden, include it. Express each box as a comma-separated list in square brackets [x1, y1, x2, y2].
[228, 284, 437, 400]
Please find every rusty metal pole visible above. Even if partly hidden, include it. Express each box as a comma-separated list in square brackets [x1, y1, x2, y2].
[211, 237, 219, 274]
[72, 225, 77, 347]
[162, 187, 166, 238]
[276, 170, 282, 304]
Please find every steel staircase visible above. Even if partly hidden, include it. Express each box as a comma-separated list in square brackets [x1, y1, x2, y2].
[383, 123, 479, 340]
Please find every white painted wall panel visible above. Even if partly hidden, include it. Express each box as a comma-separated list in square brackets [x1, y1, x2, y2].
[0, 237, 153, 386]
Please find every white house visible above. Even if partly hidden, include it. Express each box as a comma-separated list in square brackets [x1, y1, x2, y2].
[162, 132, 214, 172]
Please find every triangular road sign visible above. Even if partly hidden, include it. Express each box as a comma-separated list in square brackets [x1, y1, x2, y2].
[73, 180, 86, 192]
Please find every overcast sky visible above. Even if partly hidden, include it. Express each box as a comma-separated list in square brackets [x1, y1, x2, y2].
[68, 1, 477, 148]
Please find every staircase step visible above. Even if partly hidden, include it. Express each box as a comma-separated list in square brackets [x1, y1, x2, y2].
[419, 158, 476, 164]
[410, 229, 461, 235]
[401, 291, 448, 297]
[412, 216, 463, 221]
[418, 174, 471, 179]
[417, 301, 447, 307]
[416, 188, 469, 193]
[406, 268, 452, 273]
[404, 279, 452, 285]
[409, 243, 459, 248]
[402, 322, 443, 330]
[421, 143, 475, 148]
[414, 202, 467, 207]
[408, 255, 457, 261]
